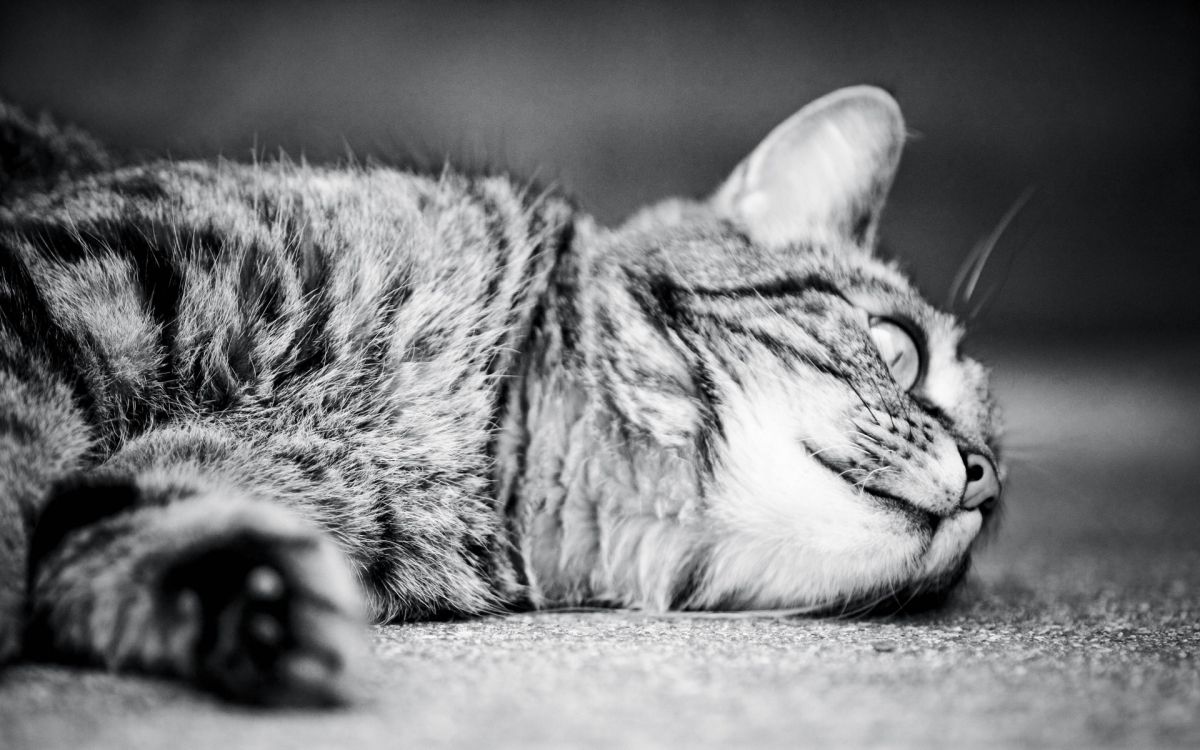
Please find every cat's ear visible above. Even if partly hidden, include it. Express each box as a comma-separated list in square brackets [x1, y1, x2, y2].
[712, 85, 905, 248]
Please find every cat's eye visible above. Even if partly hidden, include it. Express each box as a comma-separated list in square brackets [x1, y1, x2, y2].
[869, 319, 921, 390]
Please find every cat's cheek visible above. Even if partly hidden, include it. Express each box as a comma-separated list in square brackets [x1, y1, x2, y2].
[698, 379, 926, 608]
[918, 510, 982, 579]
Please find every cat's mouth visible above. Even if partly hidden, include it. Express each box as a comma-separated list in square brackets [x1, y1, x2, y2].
[802, 444, 941, 534]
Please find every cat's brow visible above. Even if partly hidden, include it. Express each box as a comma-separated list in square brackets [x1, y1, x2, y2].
[683, 276, 846, 302]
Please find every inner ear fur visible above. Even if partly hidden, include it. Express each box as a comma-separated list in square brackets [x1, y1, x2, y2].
[712, 85, 906, 249]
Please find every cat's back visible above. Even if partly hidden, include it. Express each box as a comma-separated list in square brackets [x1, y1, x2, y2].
[0, 160, 573, 453]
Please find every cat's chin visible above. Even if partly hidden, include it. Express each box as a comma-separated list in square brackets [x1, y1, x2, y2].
[816, 553, 975, 618]
[822, 509, 982, 615]
[919, 509, 982, 579]
[684, 508, 981, 614]
[840, 509, 983, 615]
[846, 509, 983, 614]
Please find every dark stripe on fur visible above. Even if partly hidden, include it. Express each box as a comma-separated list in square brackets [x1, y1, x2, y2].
[625, 275, 725, 472]
[28, 475, 142, 576]
[0, 238, 96, 417]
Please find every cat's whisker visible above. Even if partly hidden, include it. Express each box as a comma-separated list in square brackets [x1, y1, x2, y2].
[801, 440, 867, 460]
[866, 378, 898, 432]
[948, 241, 990, 313]
[880, 587, 924, 620]
[846, 379, 887, 430]
[948, 186, 1036, 313]
[967, 218, 1035, 324]
[836, 588, 895, 620]
[967, 278, 1002, 323]
[853, 428, 885, 447]
[963, 188, 1036, 306]
[853, 466, 895, 490]
[835, 466, 859, 482]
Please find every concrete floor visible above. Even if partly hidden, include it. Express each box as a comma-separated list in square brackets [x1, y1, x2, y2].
[2, 339, 1198, 749]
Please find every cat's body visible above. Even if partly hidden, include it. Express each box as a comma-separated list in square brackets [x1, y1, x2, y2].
[0, 87, 1002, 705]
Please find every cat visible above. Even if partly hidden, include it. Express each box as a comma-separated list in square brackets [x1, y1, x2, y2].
[0, 86, 1002, 706]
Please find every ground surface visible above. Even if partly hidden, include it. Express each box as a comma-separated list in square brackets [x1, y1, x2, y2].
[2, 340, 1198, 749]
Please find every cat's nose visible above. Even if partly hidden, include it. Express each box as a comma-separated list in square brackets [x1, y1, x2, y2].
[960, 453, 1000, 511]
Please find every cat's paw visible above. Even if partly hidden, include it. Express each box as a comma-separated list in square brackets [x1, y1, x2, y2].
[159, 522, 368, 707]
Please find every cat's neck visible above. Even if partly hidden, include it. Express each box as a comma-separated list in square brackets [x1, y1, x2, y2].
[499, 221, 708, 611]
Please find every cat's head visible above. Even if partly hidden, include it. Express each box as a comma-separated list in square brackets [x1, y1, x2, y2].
[583, 87, 1001, 612]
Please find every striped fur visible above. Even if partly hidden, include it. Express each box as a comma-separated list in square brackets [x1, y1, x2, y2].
[0, 86, 1001, 704]
[511, 210, 999, 612]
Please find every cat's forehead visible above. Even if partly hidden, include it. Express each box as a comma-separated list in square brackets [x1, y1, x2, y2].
[614, 208, 961, 342]
[841, 261, 964, 344]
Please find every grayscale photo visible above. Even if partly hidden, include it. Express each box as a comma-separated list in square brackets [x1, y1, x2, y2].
[0, 2, 1196, 748]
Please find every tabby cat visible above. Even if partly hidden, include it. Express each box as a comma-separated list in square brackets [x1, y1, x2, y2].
[0, 87, 1001, 705]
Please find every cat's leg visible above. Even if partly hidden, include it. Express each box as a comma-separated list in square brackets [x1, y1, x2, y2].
[26, 458, 368, 706]
[26, 409, 512, 703]
[0, 366, 92, 662]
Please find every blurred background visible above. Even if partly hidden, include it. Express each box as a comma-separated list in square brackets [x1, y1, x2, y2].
[1, 0, 1196, 338]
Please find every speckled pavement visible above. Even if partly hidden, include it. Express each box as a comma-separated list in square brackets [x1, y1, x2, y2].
[2, 340, 1198, 750]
